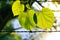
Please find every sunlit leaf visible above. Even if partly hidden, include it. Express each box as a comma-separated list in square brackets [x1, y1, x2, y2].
[18, 12, 27, 29]
[12, 1, 24, 16]
[18, 9, 36, 30]
[26, 4, 31, 9]
[27, 9, 36, 29]
[36, 8, 54, 29]
[24, 9, 36, 30]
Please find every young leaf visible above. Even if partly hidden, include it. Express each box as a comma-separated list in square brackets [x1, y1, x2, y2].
[18, 12, 26, 29]
[27, 9, 36, 26]
[36, 8, 54, 29]
[12, 1, 24, 16]
[27, 9, 36, 30]
[26, 4, 31, 9]
[24, 16, 35, 30]
[18, 9, 36, 30]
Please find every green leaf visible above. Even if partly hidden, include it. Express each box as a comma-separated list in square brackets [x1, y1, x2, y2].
[27, 9, 36, 26]
[18, 12, 27, 29]
[27, 9, 36, 30]
[18, 9, 36, 30]
[36, 8, 54, 29]
[12, 1, 24, 16]
[26, 4, 31, 9]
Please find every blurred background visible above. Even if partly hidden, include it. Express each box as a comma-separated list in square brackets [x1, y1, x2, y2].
[0, 0, 60, 40]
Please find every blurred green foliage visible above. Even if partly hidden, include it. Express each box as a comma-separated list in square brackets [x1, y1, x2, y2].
[0, 0, 22, 40]
[0, 20, 22, 40]
[0, 0, 14, 30]
[0, 32, 22, 40]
